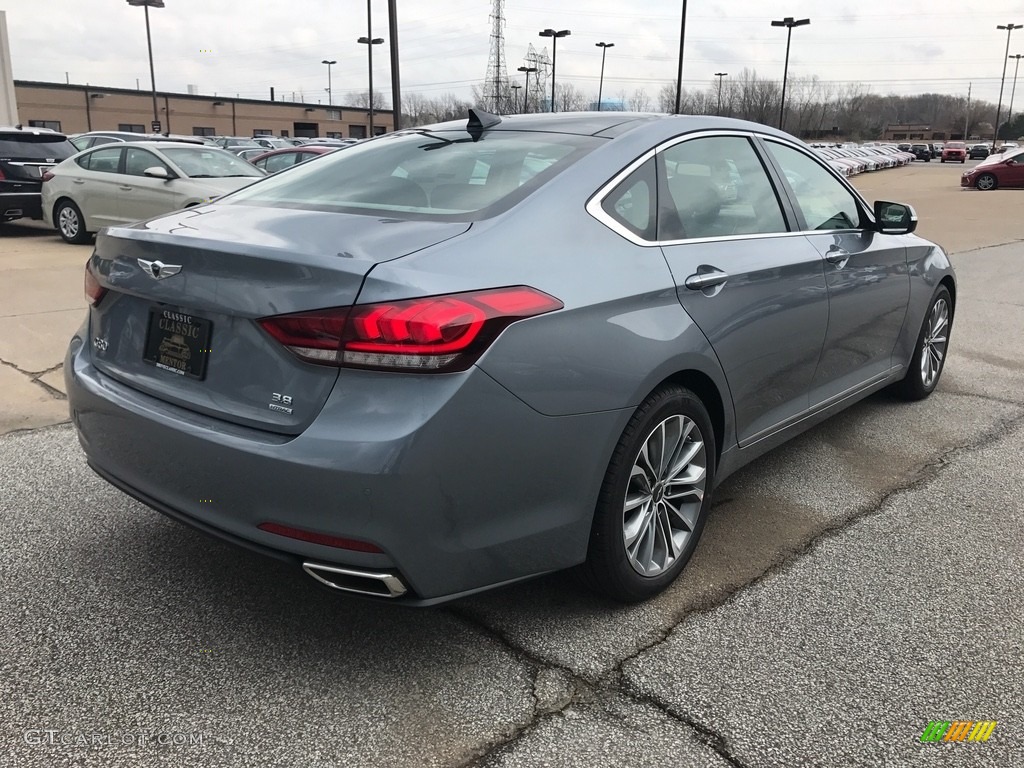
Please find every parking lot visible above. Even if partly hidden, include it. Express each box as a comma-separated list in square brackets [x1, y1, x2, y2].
[2, 159, 1023, 766]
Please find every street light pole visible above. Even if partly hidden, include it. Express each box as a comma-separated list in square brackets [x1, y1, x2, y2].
[674, 0, 687, 113]
[321, 59, 336, 106]
[126, 0, 164, 131]
[771, 16, 810, 131]
[358, 0, 385, 135]
[595, 42, 614, 111]
[539, 29, 570, 113]
[517, 66, 537, 113]
[994, 23, 1022, 145]
[511, 84, 522, 113]
[1006, 53, 1023, 139]
[715, 72, 728, 114]
[388, 0, 402, 130]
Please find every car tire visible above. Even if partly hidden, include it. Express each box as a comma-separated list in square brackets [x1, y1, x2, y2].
[55, 200, 90, 245]
[974, 174, 999, 192]
[961, 159, 965, 164]
[940, 158, 945, 163]
[581, 384, 715, 602]
[975, 173, 998, 191]
[894, 286, 953, 401]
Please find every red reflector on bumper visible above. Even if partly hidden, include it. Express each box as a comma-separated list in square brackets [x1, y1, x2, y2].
[258, 522, 384, 553]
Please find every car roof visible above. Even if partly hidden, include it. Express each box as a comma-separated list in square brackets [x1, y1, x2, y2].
[404, 111, 807, 144]
[1, 126, 69, 138]
[76, 131, 204, 142]
[85, 141, 214, 150]
[252, 145, 335, 158]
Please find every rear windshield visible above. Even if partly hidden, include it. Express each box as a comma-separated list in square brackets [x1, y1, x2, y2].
[224, 129, 604, 220]
[0, 136, 77, 161]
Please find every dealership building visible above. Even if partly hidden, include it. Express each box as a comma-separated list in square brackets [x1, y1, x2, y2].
[13, 80, 393, 139]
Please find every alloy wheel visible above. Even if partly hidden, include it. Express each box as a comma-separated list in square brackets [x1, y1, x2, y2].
[920, 298, 949, 389]
[623, 414, 707, 577]
[976, 174, 996, 191]
[58, 206, 79, 239]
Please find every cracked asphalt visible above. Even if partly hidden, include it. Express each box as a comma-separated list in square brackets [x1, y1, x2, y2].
[2, 167, 1023, 767]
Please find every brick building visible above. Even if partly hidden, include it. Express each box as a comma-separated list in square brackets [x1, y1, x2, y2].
[14, 80, 393, 139]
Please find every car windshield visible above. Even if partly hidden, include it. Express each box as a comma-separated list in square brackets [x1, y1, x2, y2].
[161, 147, 266, 178]
[226, 138, 261, 148]
[225, 129, 604, 219]
[0, 135, 77, 161]
[946, 142, 965, 149]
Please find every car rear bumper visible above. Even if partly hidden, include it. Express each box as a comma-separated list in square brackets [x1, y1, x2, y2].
[65, 330, 628, 603]
[0, 192, 42, 221]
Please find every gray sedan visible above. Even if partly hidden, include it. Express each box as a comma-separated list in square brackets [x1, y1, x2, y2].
[65, 112, 955, 604]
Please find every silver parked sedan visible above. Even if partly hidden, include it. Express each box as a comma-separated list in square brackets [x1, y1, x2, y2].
[41, 142, 266, 243]
[66, 111, 955, 604]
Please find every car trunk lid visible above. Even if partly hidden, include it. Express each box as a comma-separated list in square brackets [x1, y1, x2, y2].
[88, 204, 470, 434]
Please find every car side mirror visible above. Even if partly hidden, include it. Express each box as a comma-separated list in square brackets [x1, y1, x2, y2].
[143, 166, 173, 180]
[1006, 159, 1017, 166]
[873, 200, 917, 235]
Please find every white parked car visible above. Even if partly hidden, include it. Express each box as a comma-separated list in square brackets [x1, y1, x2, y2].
[41, 142, 266, 243]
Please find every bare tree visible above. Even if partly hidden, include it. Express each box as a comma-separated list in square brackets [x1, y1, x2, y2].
[557, 83, 589, 112]
[395, 72, 998, 140]
[628, 88, 652, 111]
[344, 90, 390, 110]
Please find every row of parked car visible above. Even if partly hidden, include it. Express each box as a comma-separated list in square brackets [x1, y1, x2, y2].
[0, 126, 352, 243]
[898, 140, 1021, 162]
[808, 143, 917, 177]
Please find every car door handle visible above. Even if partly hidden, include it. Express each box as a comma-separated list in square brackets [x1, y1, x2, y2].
[72, 179, 85, 184]
[119, 185, 133, 191]
[824, 247, 851, 264]
[684, 269, 729, 291]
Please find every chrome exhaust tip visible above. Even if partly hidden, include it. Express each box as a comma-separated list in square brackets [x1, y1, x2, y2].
[302, 562, 408, 598]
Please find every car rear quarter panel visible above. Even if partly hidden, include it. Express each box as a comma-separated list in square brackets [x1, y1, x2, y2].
[900, 237, 956, 364]
[354, 140, 735, 426]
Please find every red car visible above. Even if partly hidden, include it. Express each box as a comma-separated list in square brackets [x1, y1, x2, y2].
[941, 141, 967, 163]
[248, 145, 338, 174]
[961, 147, 1024, 190]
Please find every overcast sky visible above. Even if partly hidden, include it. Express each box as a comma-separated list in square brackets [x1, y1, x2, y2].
[6, 0, 1024, 107]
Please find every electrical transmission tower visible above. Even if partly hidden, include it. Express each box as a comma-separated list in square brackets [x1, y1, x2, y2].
[522, 44, 551, 113]
[483, 0, 510, 113]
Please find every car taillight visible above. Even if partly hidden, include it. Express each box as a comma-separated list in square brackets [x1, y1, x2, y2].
[40, 170, 54, 182]
[84, 262, 106, 306]
[258, 286, 562, 372]
[0, 168, 5, 181]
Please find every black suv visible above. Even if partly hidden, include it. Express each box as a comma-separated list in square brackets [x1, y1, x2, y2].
[968, 144, 990, 159]
[910, 143, 932, 161]
[0, 127, 78, 222]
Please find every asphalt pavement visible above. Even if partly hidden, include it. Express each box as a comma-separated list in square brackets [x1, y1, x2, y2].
[2, 223, 1024, 767]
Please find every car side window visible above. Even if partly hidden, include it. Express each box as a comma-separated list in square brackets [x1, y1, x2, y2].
[657, 136, 787, 241]
[264, 152, 297, 173]
[83, 146, 123, 174]
[601, 157, 657, 241]
[124, 147, 170, 177]
[765, 141, 862, 231]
